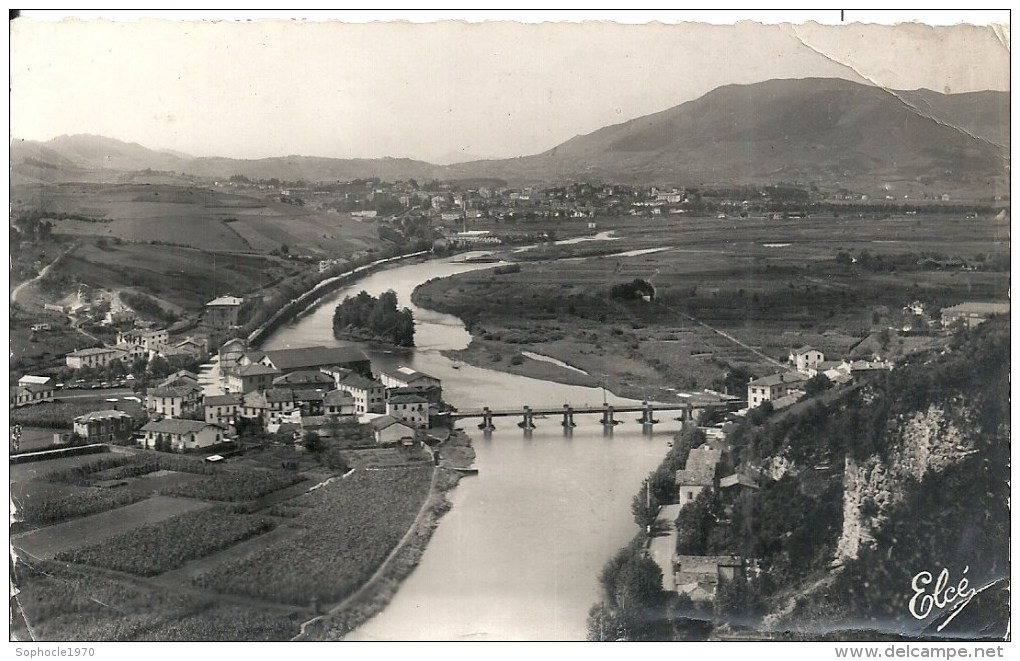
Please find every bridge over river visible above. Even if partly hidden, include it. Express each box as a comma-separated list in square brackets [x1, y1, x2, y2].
[444, 398, 745, 431]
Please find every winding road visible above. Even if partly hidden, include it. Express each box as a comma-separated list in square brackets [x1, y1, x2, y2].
[11, 242, 78, 304]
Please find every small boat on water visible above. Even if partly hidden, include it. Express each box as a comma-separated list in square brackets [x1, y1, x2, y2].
[451, 361, 463, 369]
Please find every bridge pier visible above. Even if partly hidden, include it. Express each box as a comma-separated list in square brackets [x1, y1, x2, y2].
[675, 403, 694, 424]
[562, 405, 576, 428]
[478, 407, 495, 431]
[517, 405, 536, 430]
[636, 401, 659, 425]
[601, 403, 620, 427]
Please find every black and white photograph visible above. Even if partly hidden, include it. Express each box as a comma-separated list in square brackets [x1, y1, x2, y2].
[8, 10, 1012, 651]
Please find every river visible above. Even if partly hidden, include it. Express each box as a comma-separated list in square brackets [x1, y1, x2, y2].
[261, 253, 680, 641]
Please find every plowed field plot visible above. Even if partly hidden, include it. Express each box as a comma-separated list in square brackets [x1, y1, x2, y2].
[12, 495, 210, 561]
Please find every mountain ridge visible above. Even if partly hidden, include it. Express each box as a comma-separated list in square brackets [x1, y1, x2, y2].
[11, 78, 1009, 191]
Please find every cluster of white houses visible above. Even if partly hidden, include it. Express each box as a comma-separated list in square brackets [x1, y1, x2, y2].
[668, 430, 762, 602]
[28, 335, 444, 452]
[130, 341, 445, 451]
[745, 346, 893, 410]
[64, 329, 208, 371]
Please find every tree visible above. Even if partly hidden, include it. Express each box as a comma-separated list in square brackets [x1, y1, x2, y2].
[723, 366, 753, 396]
[586, 602, 625, 641]
[747, 400, 773, 425]
[146, 354, 172, 380]
[675, 490, 718, 555]
[302, 431, 326, 454]
[631, 480, 660, 530]
[804, 373, 833, 397]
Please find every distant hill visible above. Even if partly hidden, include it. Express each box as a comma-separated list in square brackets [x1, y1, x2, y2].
[446, 78, 1009, 191]
[11, 79, 1009, 191]
[11, 134, 445, 185]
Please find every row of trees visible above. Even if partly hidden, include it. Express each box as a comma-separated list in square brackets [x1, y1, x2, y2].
[332, 290, 415, 347]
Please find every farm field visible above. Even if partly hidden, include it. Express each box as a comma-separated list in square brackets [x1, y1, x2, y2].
[416, 213, 1009, 399]
[12, 182, 389, 257]
[15, 427, 65, 452]
[193, 467, 434, 606]
[10, 443, 443, 639]
[12, 495, 211, 560]
[11, 560, 303, 641]
[56, 508, 276, 576]
[20, 239, 293, 313]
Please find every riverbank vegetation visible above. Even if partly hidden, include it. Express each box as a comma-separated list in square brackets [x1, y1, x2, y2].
[413, 213, 1008, 401]
[332, 290, 415, 347]
[590, 316, 1009, 640]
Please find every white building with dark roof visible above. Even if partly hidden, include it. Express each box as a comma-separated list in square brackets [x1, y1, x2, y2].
[746, 371, 808, 408]
[140, 419, 227, 451]
[385, 393, 429, 428]
[204, 393, 243, 425]
[74, 409, 134, 443]
[333, 373, 385, 414]
[941, 301, 1010, 329]
[788, 346, 824, 373]
[369, 415, 417, 446]
[66, 346, 128, 370]
[205, 296, 246, 329]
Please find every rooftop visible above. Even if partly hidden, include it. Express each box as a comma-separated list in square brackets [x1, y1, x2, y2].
[384, 367, 438, 384]
[262, 345, 369, 371]
[236, 363, 281, 377]
[68, 346, 123, 357]
[942, 301, 1010, 315]
[338, 373, 383, 390]
[148, 385, 200, 398]
[292, 388, 326, 401]
[75, 409, 132, 423]
[369, 415, 415, 431]
[19, 375, 54, 385]
[204, 394, 243, 406]
[324, 389, 354, 404]
[142, 419, 221, 434]
[748, 371, 808, 388]
[388, 393, 428, 404]
[265, 388, 296, 403]
[206, 296, 245, 307]
[273, 370, 335, 386]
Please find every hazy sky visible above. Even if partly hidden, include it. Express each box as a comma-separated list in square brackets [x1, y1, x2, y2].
[10, 12, 1010, 163]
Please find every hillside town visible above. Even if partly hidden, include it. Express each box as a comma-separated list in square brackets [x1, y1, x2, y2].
[11, 288, 1005, 472]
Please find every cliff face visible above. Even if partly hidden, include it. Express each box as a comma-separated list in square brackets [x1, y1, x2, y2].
[835, 404, 971, 563]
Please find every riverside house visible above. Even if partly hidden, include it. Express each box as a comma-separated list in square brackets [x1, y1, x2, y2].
[385, 393, 429, 428]
[369, 415, 417, 446]
[746, 371, 808, 407]
[334, 373, 386, 414]
[675, 445, 723, 505]
[140, 419, 226, 451]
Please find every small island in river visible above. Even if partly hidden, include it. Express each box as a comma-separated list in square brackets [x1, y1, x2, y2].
[333, 289, 416, 347]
